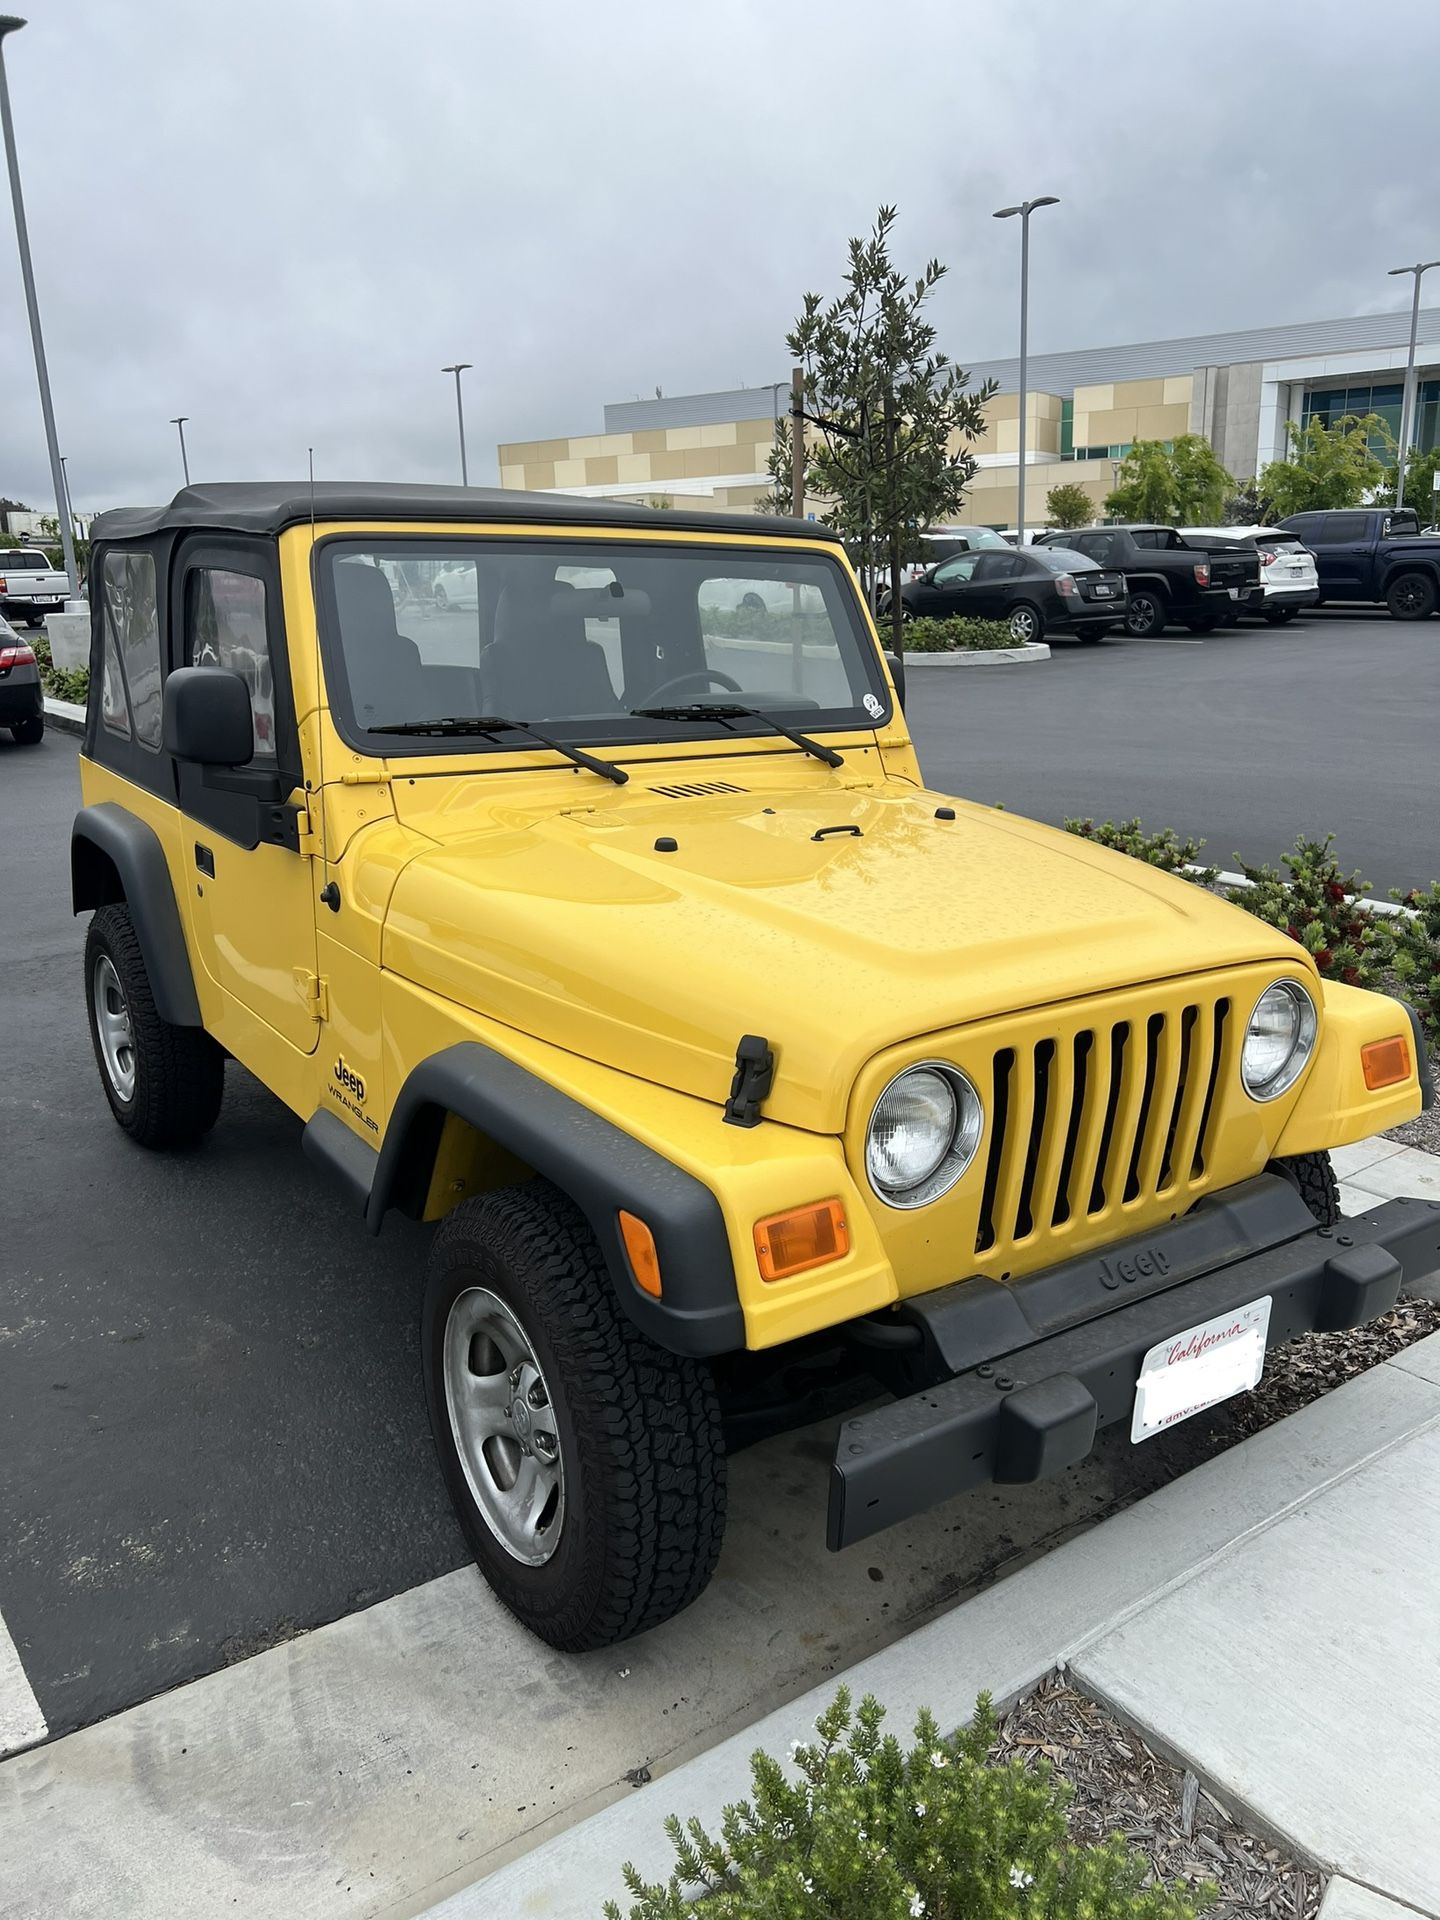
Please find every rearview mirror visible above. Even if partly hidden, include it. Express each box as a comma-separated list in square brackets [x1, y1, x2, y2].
[164, 666, 255, 766]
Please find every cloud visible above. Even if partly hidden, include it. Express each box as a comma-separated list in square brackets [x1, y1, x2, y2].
[3, 0, 1437, 513]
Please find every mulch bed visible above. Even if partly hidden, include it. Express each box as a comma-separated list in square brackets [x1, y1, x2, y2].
[995, 1673, 1324, 1917]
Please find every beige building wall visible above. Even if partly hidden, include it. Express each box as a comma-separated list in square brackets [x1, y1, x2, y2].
[1071, 374, 1193, 451]
[498, 417, 776, 497]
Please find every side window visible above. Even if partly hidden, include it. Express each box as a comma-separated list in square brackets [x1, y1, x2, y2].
[973, 552, 1022, 581]
[933, 554, 982, 585]
[1128, 529, 1160, 549]
[100, 552, 163, 748]
[1073, 532, 1111, 562]
[186, 568, 275, 763]
[1321, 513, 1367, 543]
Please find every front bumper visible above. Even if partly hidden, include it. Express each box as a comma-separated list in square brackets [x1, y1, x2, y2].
[828, 1173, 1440, 1549]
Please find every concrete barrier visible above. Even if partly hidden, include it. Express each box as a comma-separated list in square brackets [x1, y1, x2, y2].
[45, 609, 90, 673]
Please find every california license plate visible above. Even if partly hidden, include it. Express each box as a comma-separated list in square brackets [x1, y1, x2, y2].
[1227, 586, 1240, 599]
[1131, 1296, 1271, 1443]
[1093, 584, 1113, 596]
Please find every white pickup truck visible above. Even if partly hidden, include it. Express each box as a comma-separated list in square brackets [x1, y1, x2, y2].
[0, 547, 70, 626]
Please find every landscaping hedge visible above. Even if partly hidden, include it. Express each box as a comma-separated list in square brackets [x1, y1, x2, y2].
[904, 617, 1019, 653]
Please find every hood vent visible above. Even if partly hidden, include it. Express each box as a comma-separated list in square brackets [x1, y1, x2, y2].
[648, 779, 748, 798]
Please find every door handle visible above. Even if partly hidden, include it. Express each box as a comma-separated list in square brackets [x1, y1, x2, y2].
[195, 842, 215, 878]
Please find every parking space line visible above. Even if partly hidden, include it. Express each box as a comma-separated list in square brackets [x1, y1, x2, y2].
[0, 1604, 47, 1759]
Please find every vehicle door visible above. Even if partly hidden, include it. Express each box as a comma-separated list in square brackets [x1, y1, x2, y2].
[1302, 511, 1371, 599]
[171, 539, 321, 1054]
[967, 549, 1026, 618]
[914, 551, 983, 615]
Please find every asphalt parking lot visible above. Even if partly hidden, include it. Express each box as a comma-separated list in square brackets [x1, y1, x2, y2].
[906, 609, 1438, 895]
[1, 608, 1433, 1747]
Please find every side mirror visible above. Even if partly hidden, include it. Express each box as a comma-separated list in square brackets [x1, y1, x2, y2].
[164, 666, 255, 766]
[883, 650, 906, 708]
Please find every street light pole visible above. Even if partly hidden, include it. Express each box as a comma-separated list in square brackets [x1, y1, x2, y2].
[0, 15, 79, 598]
[170, 416, 190, 485]
[993, 195, 1059, 544]
[442, 363, 472, 485]
[1387, 259, 1439, 511]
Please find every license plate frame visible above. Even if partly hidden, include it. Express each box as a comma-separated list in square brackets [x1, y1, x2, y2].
[1131, 1295, 1271, 1443]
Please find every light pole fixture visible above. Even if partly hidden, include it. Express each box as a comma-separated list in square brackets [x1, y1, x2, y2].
[1, 14, 80, 598]
[170, 415, 191, 486]
[994, 195, 1059, 543]
[1387, 259, 1439, 510]
[442, 363, 472, 485]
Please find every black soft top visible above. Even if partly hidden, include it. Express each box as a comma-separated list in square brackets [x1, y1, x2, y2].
[90, 482, 830, 544]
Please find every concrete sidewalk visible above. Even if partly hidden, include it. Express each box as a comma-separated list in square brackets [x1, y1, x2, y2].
[446, 1329, 1440, 1920]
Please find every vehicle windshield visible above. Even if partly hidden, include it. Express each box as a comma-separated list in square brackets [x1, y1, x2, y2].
[318, 537, 889, 753]
[928, 526, 1008, 553]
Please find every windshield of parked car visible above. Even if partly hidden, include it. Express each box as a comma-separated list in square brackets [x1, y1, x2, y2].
[318, 537, 890, 754]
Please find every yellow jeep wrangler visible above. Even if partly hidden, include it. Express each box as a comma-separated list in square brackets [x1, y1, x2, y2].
[72, 483, 1437, 1650]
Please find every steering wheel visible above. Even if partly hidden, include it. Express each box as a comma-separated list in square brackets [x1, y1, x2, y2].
[648, 672, 748, 710]
[643, 668, 743, 704]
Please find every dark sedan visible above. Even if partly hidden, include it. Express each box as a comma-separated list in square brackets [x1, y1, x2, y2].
[890, 545, 1128, 643]
[0, 615, 44, 745]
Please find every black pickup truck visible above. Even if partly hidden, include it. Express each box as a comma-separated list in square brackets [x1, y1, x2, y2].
[1034, 524, 1262, 636]
[1275, 507, 1440, 620]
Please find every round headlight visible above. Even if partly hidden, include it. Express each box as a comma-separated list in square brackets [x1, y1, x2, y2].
[866, 1063, 984, 1208]
[1241, 980, 1317, 1101]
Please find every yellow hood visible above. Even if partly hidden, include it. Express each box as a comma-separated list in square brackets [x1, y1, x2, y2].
[381, 783, 1299, 1133]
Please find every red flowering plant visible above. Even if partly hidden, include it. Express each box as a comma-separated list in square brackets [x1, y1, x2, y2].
[1224, 835, 1395, 991]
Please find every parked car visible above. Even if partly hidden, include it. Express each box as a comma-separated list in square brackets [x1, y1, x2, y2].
[889, 544, 1127, 643]
[71, 482, 1433, 1652]
[1179, 526, 1319, 625]
[892, 525, 1011, 586]
[0, 612, 44, 743]
[1036, 524, 1263, 636]
[0, 546, 68, 628]
[1274, 507, 1440, 620]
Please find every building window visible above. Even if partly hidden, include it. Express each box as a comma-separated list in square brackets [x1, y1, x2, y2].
[1059, 398, 1073, 458]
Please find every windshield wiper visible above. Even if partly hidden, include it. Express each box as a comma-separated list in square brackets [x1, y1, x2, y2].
[368, 715, 628, 785]
[632, 703, 843, 769]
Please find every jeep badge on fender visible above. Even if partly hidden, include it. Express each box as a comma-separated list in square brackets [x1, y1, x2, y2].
[69, 481, 1436, 1652]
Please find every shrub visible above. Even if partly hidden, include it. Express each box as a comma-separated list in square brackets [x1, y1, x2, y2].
[603, 1688, 1213, 1920]
[1065, 816, 1217, 883]
[1391, 881, 1440, 1048]
[904, 617, 1019, 653]
[1225, 835, 1395, 991]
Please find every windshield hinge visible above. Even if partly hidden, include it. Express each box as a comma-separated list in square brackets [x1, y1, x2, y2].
[340, 769, 391, 787]
[724, 1033, 775, 1129]
[294, 968, 329, 1021]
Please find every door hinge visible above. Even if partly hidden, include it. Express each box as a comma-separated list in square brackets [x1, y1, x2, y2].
[294, 797, 321, 859]
[294, 968, 329, 1021]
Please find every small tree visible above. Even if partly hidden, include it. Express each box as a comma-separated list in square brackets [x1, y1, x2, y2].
[1256, 413, 1393, 520]
[1044, 481, 1094, 530]
[1104, 435, 1233, 525]
[787, 207, 996, 660]
[1371, 443, 1440, 521]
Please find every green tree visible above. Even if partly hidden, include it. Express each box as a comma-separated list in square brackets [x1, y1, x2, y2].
[1103, 435, 1233, 524]
[787, 206, 996, 659]
[1256, 413, 1393, 520]
[35, 512, 90, 577]
[1044, 481, 1094, 530]
[1370, 443, 1440, 522]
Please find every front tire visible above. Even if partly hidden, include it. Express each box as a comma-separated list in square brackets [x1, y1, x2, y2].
[84, 904, 225, 1148]
[423, 1182, 727, 1650]
[1386, 571, 1437, 621]
[10, 715, 44, 744]
[1125, 589, 1167, 637]
[1269, 1150, 1340, 1228]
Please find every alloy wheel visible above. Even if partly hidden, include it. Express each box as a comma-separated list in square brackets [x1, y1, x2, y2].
[443, 1286, 565, 1566]
[92, 953, 136, 1102]
[1009, 607, 1038, 643]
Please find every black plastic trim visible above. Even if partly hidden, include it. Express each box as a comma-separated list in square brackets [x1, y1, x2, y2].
[302, 1109, 381, 1211]
[828, 1184, 1440, 1550]
[369, 1043, 745, 1356]
[1399, 997, 1434, 1110]
[70, 803, 202, 1026]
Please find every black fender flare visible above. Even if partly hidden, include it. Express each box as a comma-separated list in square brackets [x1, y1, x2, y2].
[368, 1043, 746, 1357]
[71, 804, 202, 1027]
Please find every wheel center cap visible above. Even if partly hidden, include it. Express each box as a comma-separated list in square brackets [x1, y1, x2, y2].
[510, 1397, 533, 1446]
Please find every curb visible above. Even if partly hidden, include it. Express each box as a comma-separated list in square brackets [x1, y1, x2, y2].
[906, 641, 1049, 667]
[42, 697, 85, 736]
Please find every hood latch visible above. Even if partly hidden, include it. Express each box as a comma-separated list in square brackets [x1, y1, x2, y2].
[724, 1033, 775, 1129]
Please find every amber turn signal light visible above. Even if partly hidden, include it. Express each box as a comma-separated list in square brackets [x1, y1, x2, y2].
[754, 1198, 849, 1282]
[1361, 1035, 1411, 1091]
[618, 1211, 662, 1297]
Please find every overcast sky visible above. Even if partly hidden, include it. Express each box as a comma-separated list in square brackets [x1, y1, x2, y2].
[3, 0, 1438, 514]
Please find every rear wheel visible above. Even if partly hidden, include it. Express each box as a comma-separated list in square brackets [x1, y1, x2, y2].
[1269, 1151, 1340, 1228]
[423, 1181, 727, 1650]
[10, 716, 43, 744]
[1263, 606, 1298, 625]
[84, 904, 225, 1148]
[1183, 614, 1219, 634]
[24, 611, 44, 629]
[1386, 571, 1437, 621]
[1125, 589, 1166, 637]
[1007, 601, 1044, 644]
